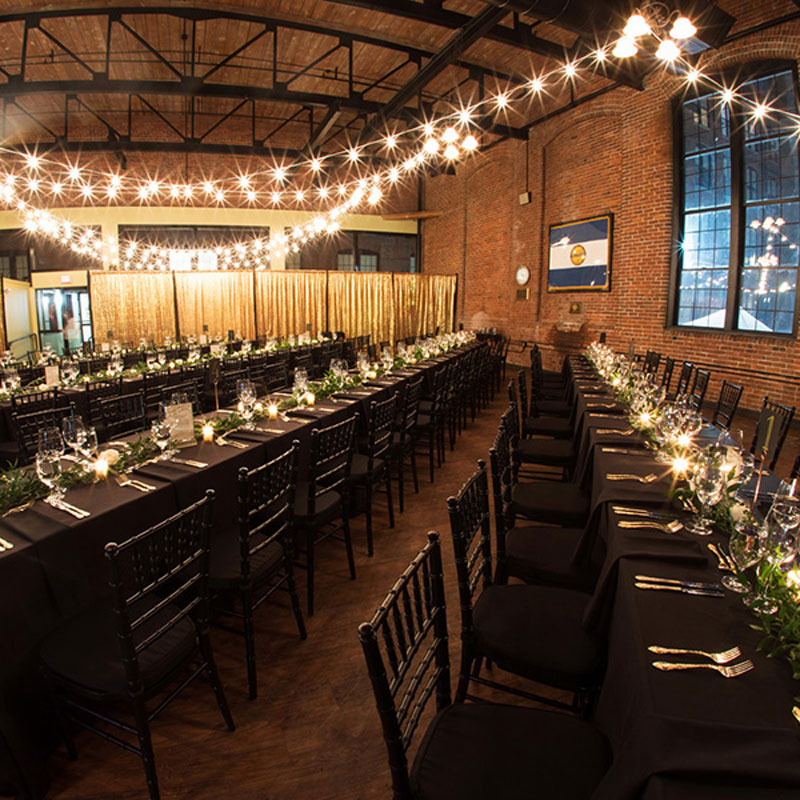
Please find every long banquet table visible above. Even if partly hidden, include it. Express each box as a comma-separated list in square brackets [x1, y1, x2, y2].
[563, 358, 800, 798]
[0, 347, 470, 799]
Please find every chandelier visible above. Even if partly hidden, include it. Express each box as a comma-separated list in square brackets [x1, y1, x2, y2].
[613, 3, 697, 61]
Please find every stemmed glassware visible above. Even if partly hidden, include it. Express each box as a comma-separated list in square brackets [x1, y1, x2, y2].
[685, 451, 725, 535]
[723, 513, 765, 594]
[36, 426, 65, 503]
[150, 403, 176, 460]
[145, 351, 157, 370]
[381, 347, 393, 372]
[61, 416, 88, 460]
[293, 367, 308, 393]
[61, 360, 80, 384]
[237, 379, 257, 429]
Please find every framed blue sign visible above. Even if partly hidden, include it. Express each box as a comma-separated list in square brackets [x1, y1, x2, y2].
[547, 213, 612, 292]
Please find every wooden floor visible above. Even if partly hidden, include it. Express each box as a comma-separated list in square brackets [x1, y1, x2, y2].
[43, 377, 800, 800]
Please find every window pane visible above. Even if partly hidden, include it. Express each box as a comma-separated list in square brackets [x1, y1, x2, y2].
[742, 71, 797, 139]
[682, 94, 730, 154]
[744, 137, 799, 203]
[684, 150, 731, 210]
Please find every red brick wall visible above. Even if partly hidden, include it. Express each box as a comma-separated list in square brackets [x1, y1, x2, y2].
[421, 1, 800, 414]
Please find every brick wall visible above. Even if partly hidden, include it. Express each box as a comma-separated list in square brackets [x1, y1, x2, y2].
[421, 0, 800, 414]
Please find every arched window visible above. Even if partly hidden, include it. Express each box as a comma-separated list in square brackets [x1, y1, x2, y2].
[670, 62, 800, 335]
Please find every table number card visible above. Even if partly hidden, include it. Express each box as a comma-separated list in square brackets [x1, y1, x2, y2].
[209, 342, 223, 356]
[166, 402, 195, 446]
[44, 365, 60, 387]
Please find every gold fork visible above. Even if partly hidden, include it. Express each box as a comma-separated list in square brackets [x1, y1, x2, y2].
[648, 645, 741, 664]
[606, 473, 659, 483]
[619, 519, 683, 533]
[652, 659, 753, 677]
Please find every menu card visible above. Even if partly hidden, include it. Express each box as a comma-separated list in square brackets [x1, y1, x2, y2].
[166, 402, 195, 446]
[44, 365, 60, 387]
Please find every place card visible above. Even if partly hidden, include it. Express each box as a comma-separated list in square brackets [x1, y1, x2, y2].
[166, 402, 195, 446]
[44, 365, 60, 387]
[209, 343, 223, 356]
[100, 342, 110, 352]
[199, 334, 208, 344]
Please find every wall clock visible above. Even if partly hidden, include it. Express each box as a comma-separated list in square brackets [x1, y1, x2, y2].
[515, 265, 530, 285]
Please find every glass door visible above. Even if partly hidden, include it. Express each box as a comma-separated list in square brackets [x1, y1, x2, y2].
[36, 288, 93, 356]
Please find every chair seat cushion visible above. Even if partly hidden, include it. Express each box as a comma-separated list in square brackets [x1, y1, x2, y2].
[473, 584, 603, 690]
[511, 481, 589, 527]
[411, 701, 609, 800]
[535, 398, 571, 417]
[517, 438, 575, 467]
[506, 525, 593, 590]
[293, 481, 342, 522]
[40, 597, 196, 696]
[209, 528, 285, 586]
[349, 452, 385, 479]
[523, 415, 572, 439]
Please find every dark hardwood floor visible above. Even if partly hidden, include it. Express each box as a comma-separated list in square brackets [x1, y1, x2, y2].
[43, 375, 800, 800]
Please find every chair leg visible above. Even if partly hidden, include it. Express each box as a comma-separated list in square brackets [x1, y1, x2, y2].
[410, 450, 419, 494]
[428, 435, 435, 482]
[306, 527, 315, 617]
[364, 484, 374, 557]
[396, 457, 405, 513]
[50, 694, 77, 761]
[343, 514, 356, 580]
[132, 698, 161, 800]
[385, 471, 394, 529]
[240, 588, 258, 700]
[199, 631, 236, 731]
[286, 567, 307, 640]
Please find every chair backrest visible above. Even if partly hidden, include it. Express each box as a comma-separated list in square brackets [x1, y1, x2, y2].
[86, 377, 123, 425]
[99, 391, 147, 440]
[688, 368, 710, 411]
[674, 361, 693, 395]
[661, 357, 675, 390]
[160, 381, 201, 415]
[10, 389, 56, 414]
[305, 415, 356, 516]
[489, 421, 515, 558]
[104, 491, 215, 695]
[366, 394, 397, 469]
[358, 532, 451, 800]
[216, 368, 249, 406]
[751, 397, 796, 471]
[237, 442, 298, 582]
[446, 461, 494, 632]
[263, 362, 289, 392]
[395, 375, 423, 445]
[12, 403, 76, 464]
[143, 370, 170, 401]
[499, 403, 522, 482]
[180, 364, 206, 395]
[711, 380, 743, 429]
[643, 350, 661, 375]
[517, 370, 530, 417]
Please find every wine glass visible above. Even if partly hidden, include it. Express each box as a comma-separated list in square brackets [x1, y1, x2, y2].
[61, 416, 87, 460]
[81, 427, 99, 459]
[36, 426, 65, 502]
[685, 454, 725, 535]
[723, 513, 764, 594]
[237, 379, 257, 429]
[293, 368, 308, 393]
[150, 404, 175, 460]
[768, 481, 800, 532]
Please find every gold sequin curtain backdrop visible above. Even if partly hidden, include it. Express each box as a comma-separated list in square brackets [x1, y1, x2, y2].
[174, 271, 255, 340]
[392, 274, 456, 341]
[90, 272, 177, 345]
[256, 271, 326, 339]
[328, 272, 394, 345]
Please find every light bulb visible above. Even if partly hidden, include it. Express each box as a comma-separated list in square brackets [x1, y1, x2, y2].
[613, 36, 638, 58]
[669, 16, 696, 40]
[424, 137, 439, 154]
[385, 134, 397, 148]
[655, 38, 680, 61]
[495, 92, 509, 108]
[529, 77, 544, 94]
[444, 143, 459, 160]
[623, 13, 651, 38]
[310, 158, 321, 172]
[463, 134, 478, 151]
[348, 148, 359, 162]
[594, 48, 606, 62]
[442, 127, 458, 143]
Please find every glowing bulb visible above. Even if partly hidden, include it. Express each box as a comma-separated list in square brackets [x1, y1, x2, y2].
[444, 143, 459, 160]
[310, 157, 321, 172]
[563, 62, 577, 78]
[318, 186, 329, 199]
[677, 433, 692, 448]
[183, 185, 193, 199]
[462, 134, 478, 151]
[423, 122, 435, 136]
[295, 190, 305, 202]
[147, 180, 160, 195]
[529, 77, 544, 94]
[215, 190, 225, 203]
[442, 127, 458, 143]
[203, 181, 214, 194]
[348, 148, 359, 162]
[80, 184, 93, 199]
[25, 154, 40, 170]
[247, 190, 257, 202]
[238, 175, 251, 190]
[338, 184, 347, 196]
[669, 16, 696, 40]
[752, 102, 770, 120]
[594, 48, 607, 62]
[721, 88, 735, 104]
[68, 166, 81, 182]
[388, 167, 399, 183]
[368, 187, 382, 205]
[495, 92, 509, 108]
[623, 13, 651, 37]
[170, 184, 180, 198]
[686, 68, 700, 83]
[655, 39, 680, 61]
[385, 134, 397, 148]
[274, 166, 287, 182]
[424, 137, 440, 154]
[613, 36, 638, 58]
[672, 455, 690, 476]
[51, 182, 62, 195]
[458, 108, 473, 124]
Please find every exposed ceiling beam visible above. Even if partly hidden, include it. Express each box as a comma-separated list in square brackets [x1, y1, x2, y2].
[360, 5, 510, 142]
[321, 0, 567, 59]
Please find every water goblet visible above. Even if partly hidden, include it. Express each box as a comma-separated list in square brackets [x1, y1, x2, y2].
[293, 368, 308, 393]
[61, 416, 87, 459]
[723, 513, 764, 594]
[685, 455, 724, 536]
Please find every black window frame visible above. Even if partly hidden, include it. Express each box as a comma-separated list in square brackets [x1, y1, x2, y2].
[668, 59, 800, 339]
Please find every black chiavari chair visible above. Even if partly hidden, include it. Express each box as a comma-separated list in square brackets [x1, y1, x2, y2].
[210, 443, 306, 699]
[159, 382, 201, 415]
[446, 461, 603, 714]
[12, 404, 76, 464]
[262, 361, 289, 392]
[389, 374, 422, 512]
[99, 391, 147, 440]
[294, 415, 357, 616]
[711, 380, 743, 429]
[359, 532, 610, 800]
[660, 356, 675, 391]
[86, 377, 122, 428]
[348, 395, 396, 557]
[751, 397, 796, 471]
[39, 492, 234, 800]
[514, 375, 572, 439]
[415, 366, 447, 482]
[502, 402, 575, 478]
[143, 370, 171, 419]
[687, 368, 710, 412]
[10, 389, 56, 415]
[669, 361, 693, 400]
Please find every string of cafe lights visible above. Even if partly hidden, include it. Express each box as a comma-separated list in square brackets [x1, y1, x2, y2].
[12, 6, 800, 271]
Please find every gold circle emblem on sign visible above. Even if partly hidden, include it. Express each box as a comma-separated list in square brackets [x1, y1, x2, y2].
[570, 244, 586, 265]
